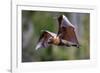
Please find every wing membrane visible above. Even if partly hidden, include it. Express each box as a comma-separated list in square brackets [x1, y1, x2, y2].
[58, 15, 79, 45]
[35, 31, 56, 50]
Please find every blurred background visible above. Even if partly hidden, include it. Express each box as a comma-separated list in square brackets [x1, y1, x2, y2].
[22, 10, 90, 62]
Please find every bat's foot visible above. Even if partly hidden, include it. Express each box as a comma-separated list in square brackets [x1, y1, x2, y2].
[72, 44, 80, 48]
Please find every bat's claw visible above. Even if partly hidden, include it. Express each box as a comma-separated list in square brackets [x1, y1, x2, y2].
[72, 44, 80, 48]
[76, 44, 80, 48]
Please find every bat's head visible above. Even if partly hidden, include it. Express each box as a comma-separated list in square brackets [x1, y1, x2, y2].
[48, 36, 60, 45]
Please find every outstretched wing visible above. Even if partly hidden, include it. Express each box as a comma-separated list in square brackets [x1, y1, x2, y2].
[35, 30, 56, 50]
[57, 15, 79, 46]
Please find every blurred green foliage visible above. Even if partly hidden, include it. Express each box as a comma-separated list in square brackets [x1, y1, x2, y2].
[22, 10, 90, 62]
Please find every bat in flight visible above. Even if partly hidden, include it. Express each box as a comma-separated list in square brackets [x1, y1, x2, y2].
[35, 15, 79, 50]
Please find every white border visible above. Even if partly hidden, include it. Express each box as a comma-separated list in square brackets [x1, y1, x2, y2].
[12, 4, 97, 73]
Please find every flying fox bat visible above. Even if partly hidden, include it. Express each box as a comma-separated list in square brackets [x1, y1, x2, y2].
[35, 15, 79, 50]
